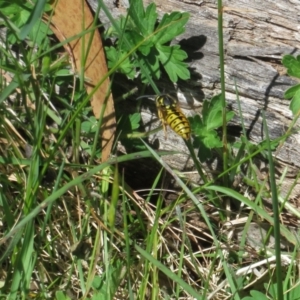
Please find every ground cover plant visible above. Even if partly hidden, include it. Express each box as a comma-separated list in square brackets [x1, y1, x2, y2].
[0, 0, 299, 299]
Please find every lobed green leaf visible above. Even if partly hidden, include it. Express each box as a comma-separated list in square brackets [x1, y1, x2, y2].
[284, 83, 300, 99]
[144, 3, 157, 35]
[128, 0, 146, 35]
[154, 12, 189, 45]
[282, 54, 300, 78]
[157, 45, 190, 82]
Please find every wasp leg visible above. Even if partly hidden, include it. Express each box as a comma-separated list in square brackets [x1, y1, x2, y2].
[157, 108, 168, 140]
[162, 121, 168, 140]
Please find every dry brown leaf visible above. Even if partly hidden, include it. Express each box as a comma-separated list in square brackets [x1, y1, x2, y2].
[48, 0, 116, 161]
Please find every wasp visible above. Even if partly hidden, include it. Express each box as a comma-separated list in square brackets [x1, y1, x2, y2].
[138, 94, 191, 140]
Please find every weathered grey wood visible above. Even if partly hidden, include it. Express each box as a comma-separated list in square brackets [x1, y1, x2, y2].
[90, 0, 300, 199]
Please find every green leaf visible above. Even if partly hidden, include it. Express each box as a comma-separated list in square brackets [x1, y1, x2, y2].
[92, 276, 102, 290]
[266, 282, 278, 298]
[28, 20, 52, 46]
[144, 3, 157, 34]
[156, 44, 190, 82]
[197, 141, 212, 161]
[105, 0, 190, 84]
[12, 7, 30, 26]
[19, 0, 48, 41]
[289, 89, 300, 116]
[241, 289, 269, 300]
[125, 31, 152, 56]
[139, 49, 160, 82]
[203, 95, 222, 125]
[250, 290, 268, 299]
[128, 0, 147, 35]
[189, 93, 234, 162]
[282, 54, 296, 68]
[289, 282, 300, 300]
[117, 113, 141, 135]
[129, 113, 141, 130]
[1, 1, 52, 45]
[282, 55, 300, 116]
[41, 55, 51, 75]
[55, 291, 71, 300]
[0, 2, 21, 15]
[226, 111, 235, 122]
[190, 114, 204, 132]
[154, 12, 189, 45]
[54, 69, 72, 77]
[207, 109, 222, 130]
[106, 16, 134, 39]
[201, 94, 235, 129]
[105, 46, 135, 79]
[190, 115, 222, 161]
[4, 8, 29, 44]
[91, 261, 123, 297]
[282, 54, 300, 78]
[81, 117, 98, 134]
[284, 83, 300, 99]
[203, 131, 223, 148]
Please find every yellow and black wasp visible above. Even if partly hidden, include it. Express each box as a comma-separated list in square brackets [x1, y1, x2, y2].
[138, 94, 191, 140]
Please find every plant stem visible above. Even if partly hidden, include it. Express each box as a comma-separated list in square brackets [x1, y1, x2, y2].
[217, 0, 228, 186]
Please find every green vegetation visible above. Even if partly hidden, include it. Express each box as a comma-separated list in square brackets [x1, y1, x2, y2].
[282, 54, 300, 116]
[0, 0, 299, 299]
[105, 0, 190, 83]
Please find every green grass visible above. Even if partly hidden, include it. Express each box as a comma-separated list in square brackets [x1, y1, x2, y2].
[0, 0, 300, 299]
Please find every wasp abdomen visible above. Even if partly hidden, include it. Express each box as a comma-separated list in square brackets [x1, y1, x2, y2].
[155, 94, 191, 140]
[165, 109, 190, 140]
